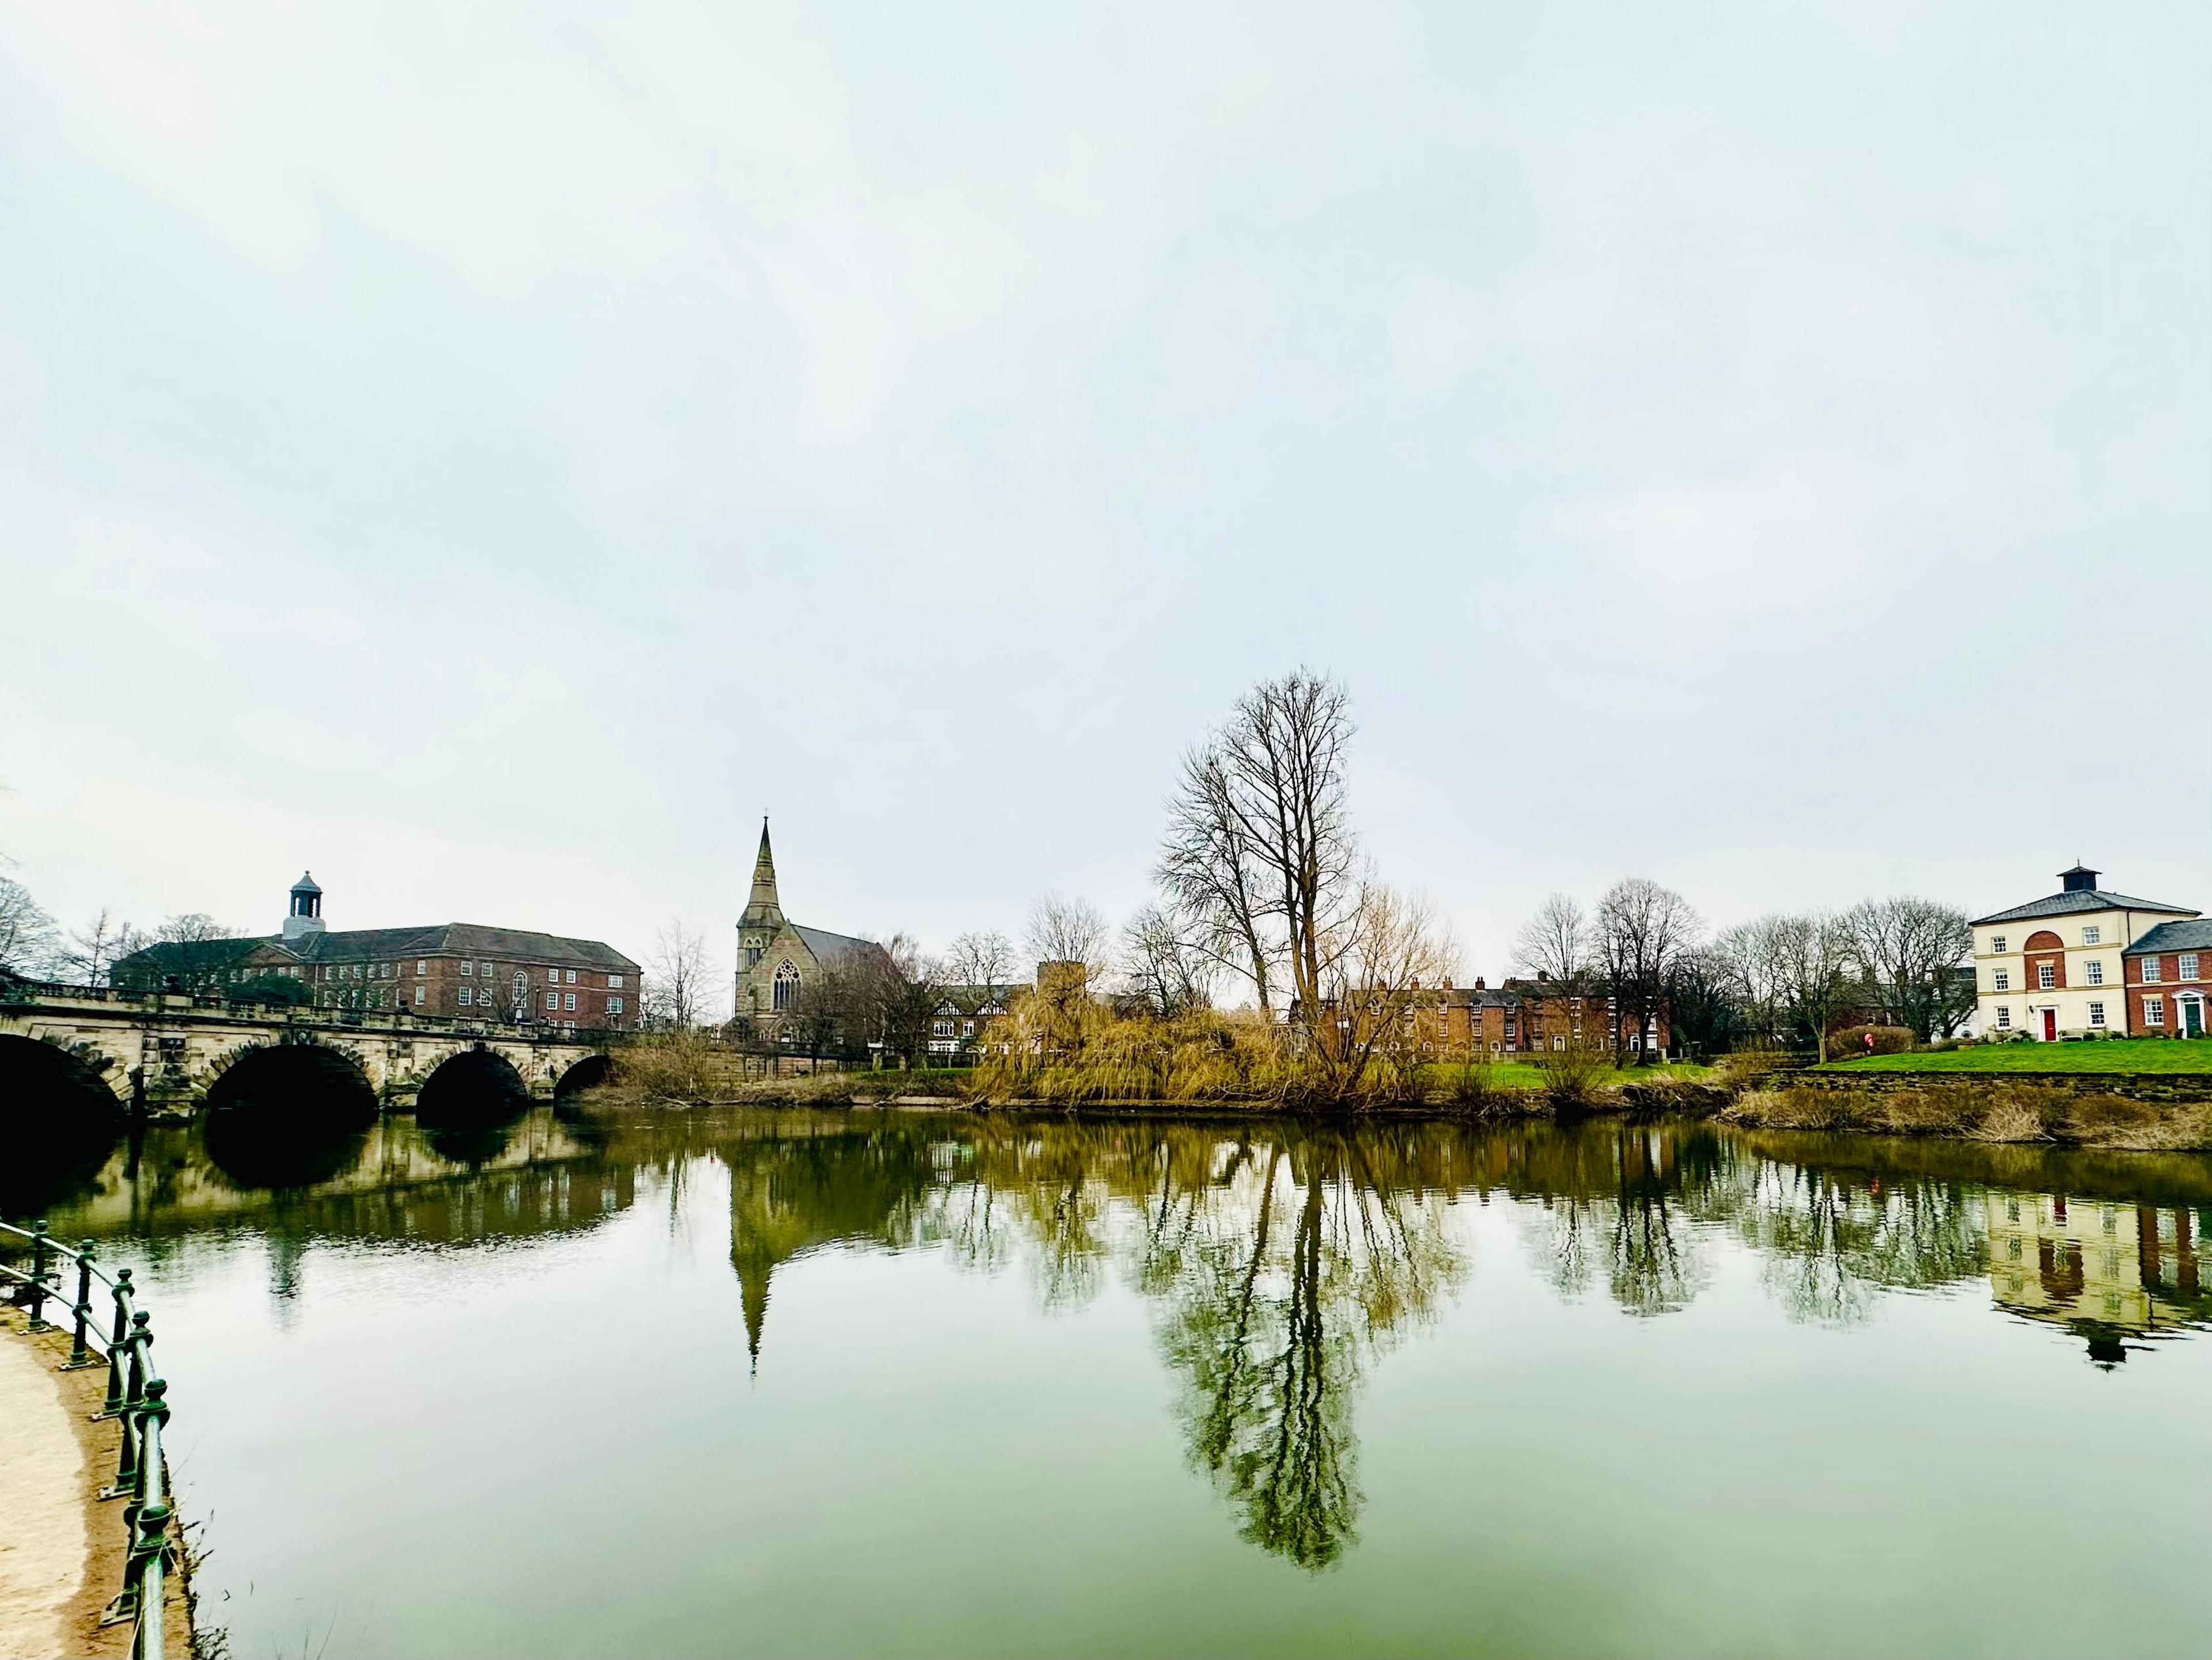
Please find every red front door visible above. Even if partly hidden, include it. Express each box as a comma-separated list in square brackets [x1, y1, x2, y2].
[2042, 1008, 2058, 1042]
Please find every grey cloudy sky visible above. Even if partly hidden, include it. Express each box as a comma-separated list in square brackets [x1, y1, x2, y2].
[4, 1, 2206, 997]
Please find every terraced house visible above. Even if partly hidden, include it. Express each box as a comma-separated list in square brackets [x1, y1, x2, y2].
[1970, 865, 2199, 1041]
[113, 872, 642, 1031]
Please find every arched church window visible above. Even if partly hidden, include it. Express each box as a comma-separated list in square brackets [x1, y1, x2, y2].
[772, 962, 801, 1011]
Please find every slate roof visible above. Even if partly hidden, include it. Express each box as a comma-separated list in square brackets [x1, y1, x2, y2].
[118, 922, 637, 977]
[791, 924, 884, 967]
[1970, 890, 2198, 927]
[2125, 920, 2212, 956]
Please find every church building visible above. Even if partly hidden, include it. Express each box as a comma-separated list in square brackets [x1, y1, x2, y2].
[733, 822, 885, 1027]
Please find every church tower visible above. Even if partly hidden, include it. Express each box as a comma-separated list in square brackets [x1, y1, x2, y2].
[737, 820, 784, 975]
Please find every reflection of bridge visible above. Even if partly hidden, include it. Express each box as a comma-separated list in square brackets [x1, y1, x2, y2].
[1, 983, 609, 1113]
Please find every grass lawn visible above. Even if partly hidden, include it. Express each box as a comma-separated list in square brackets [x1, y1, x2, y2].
[1820, 1037, 2212, 1075]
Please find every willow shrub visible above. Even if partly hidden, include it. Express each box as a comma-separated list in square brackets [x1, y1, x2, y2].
[971, 999, 1309, 1105]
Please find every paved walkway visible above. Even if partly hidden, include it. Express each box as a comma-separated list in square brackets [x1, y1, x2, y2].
[0, 1318, 89, 1658]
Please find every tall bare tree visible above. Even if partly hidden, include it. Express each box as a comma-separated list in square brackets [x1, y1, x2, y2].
[1593, 879, 1702, 1065]
[1513, 893, 1590, 991]
[645, 919, 714, 1029]
[1842, 897, 1974, 1040]
[1158, 740, 1278, 1010]
[1158, 668, 1361, 1037]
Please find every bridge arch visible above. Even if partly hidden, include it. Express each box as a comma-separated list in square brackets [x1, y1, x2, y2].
[417, 1046, 531, 1128]
[200, 1042, 377, 1191]
[0, 1034, 128, 1217]
[552, 1053, 613, 1100]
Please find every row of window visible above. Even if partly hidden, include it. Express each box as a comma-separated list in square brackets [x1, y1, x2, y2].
[1990, 955, 2200, 990]
[1990, 928, 2101, 953]
[2142, 955, 2200, 984]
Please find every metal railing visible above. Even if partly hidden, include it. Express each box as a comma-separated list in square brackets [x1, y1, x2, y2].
[0, 1220, 175, 1660]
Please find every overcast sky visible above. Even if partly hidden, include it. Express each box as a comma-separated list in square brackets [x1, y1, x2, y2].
[3, 2, 2206, 1000]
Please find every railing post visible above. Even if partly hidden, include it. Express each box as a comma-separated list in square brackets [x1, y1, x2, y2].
[101, 1270, 134, 1415]
[105, 1377, 170, 1658]
[66, 1241, 97, 1368]
[105, 1312, 150, 1498]
[26, 1219, 52, 1329]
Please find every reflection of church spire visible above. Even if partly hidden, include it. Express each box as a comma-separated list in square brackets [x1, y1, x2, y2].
[733, 1242, 771, 1375]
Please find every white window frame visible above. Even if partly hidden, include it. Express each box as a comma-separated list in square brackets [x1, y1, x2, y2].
[608, 974, 623, 989]
[546, 992, 559, 1011]
[459, 985, 474, 1005]
[2144, 957, 2164, 984]
[416, 959, 427, 975]
[1995, 1006, 2012, 1029]
[608, 997, 624, 1015]
[2181, 954, 2202, 981]
[2082, 925, 2101, 946]
[1991, 935, 2006, 954]
[414, 985, 426, 1006]
[563, 992, 576, 1011]
[2146, 996, 2165, 1026]
[2088, 1001, 2105, 1027]
[2037, 963, 2056, 990]
[1993, 969, 2010, 992]
[566, 969, 578, 985]
[2086, 961, 2104, 986]
[460, 960, 473, 976]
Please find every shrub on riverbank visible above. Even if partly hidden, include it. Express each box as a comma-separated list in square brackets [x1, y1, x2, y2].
[1723, 1082, 2212, 1150]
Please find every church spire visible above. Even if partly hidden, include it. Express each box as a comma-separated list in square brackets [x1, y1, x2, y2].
[745, 818, 782, 925]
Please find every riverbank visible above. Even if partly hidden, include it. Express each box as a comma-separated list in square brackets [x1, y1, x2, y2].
[0, 1315, 195, 1659]
[578, 1061, 2212, 1151]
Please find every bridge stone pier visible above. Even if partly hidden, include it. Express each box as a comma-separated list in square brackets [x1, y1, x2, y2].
[0, 985, 612, 1117]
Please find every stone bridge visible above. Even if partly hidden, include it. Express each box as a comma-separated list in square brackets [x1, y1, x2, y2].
[0, 983, 613, 1116]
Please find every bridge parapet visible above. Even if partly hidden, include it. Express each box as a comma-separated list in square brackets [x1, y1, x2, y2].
[1, 982, 619, 1117]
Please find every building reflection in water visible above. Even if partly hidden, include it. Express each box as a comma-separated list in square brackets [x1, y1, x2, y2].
[1983, 1192, 2212, 1365]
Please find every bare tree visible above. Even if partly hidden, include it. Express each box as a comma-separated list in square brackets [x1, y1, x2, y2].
[942, 929, 1017, 1010]
[1842, 897, 1974, 1040]
[1120, 902, 1217, 1018]
[1312, 885, 1458, 1099]
[0, 877, 58, 975]
[1024, 894, 1111, 986]
[1772, 911, 1857, 1062]
[1714, 916, 1793, 1046]
[1513, 893, 1590, 991]
[645, 919, 713, 1029]
[1593, 879, 1702, 1065]
[1158, 742, 1278, 1010]
[58, 909, 133, 986]
[1158, 668, 1361, 1039]
[836, 934, 944, 1067]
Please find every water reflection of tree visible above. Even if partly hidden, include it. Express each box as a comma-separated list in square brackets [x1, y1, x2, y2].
[1726, 1164, 1984, 1324]
[926, 1122, 1468, 1570]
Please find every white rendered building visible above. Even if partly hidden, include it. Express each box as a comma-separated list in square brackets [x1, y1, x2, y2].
[1971, 865, 2199, 1042]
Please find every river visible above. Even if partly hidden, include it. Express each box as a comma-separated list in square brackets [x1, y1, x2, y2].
[13, 1105, 2212, 1657]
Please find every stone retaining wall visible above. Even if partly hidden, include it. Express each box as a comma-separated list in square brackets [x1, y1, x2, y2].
[1790, 1069, 2212, 1104]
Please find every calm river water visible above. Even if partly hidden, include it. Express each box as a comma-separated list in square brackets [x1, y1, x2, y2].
[15, 1106, 2212, 1658]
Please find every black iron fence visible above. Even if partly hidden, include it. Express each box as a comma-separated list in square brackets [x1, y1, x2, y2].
[0, 1220, 175, 1660]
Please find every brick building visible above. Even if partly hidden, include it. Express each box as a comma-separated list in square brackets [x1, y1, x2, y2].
[113, 872, 641, 1031]
[2124, 920, 2212, 1040]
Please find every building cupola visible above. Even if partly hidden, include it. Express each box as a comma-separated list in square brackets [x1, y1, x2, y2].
[2058, 864, 2100, 894]
[283, 871, 325, 942]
